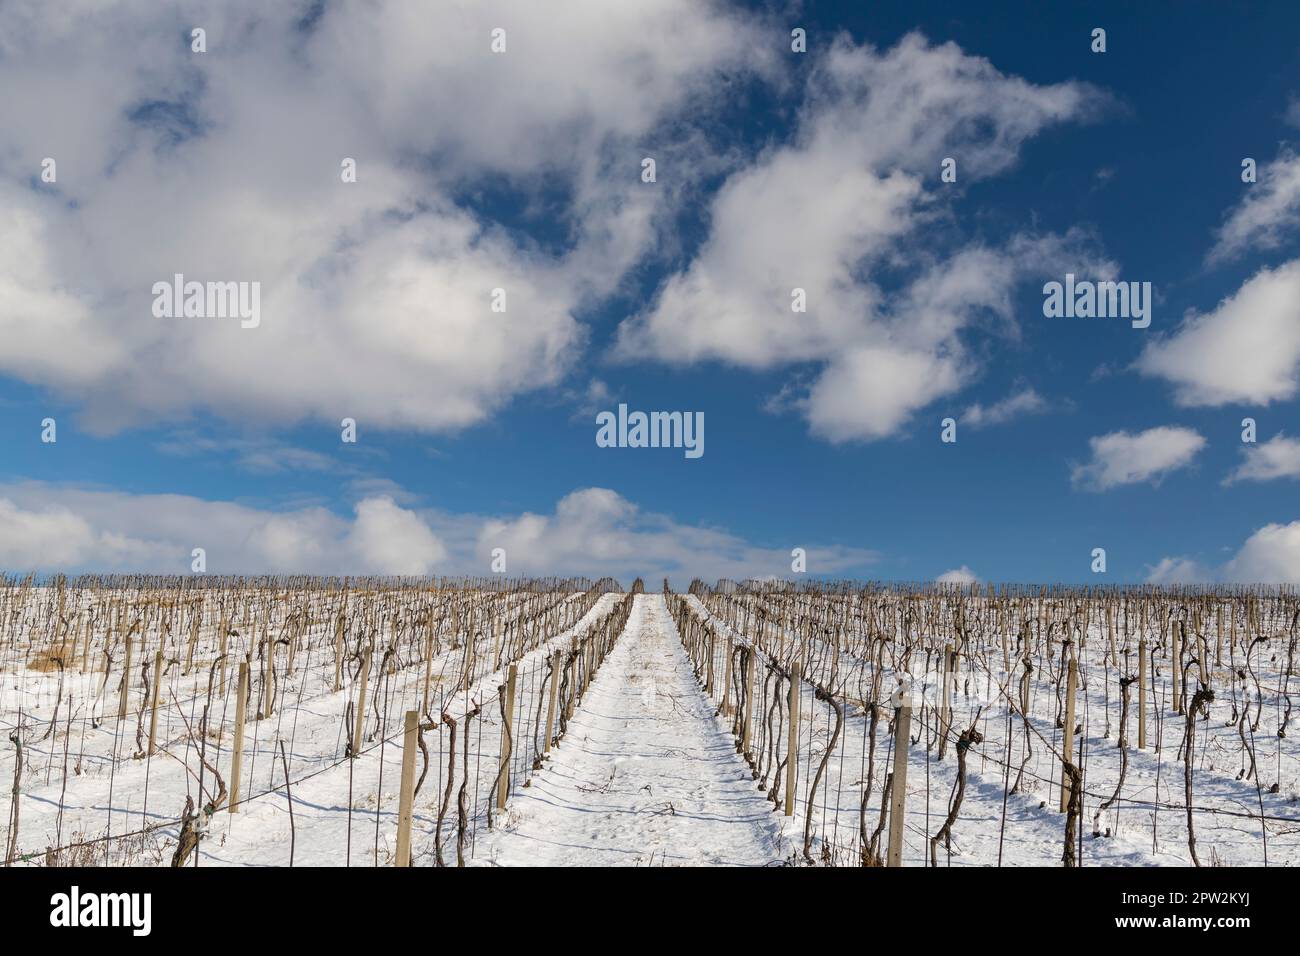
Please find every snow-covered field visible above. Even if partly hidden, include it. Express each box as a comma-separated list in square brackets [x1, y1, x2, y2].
[2, 579, 1296, 866]
[679, 585, 1300, 867]
[477, 594, 785, 866]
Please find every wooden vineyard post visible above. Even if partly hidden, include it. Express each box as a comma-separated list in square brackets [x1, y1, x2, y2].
[1059, 658, 1078, 812]
[1170, 623, 1181, 714]
[1227, 606, 1237, 665]
[352, 648, 371, 757]
[887, 690, 912, 867]
[333, 613, 345, 693]
[185, 612, 199, 675]
[938, 643, 953, 760]
[1107, 608, 1118, 664]
[741, 647, 757, 755]
[705, 627, 716, 698]
[721, 637, 735, 717]
[784, 662, 800, 816]
[286, 615, 299, 678]
[118, 630, 134, 719]
[564, 650, 578, 721]
[218, 620, 229, 696]
[230, 661, 249, 814]
[543, 653, 560, 755]
[497, 663, 518, 810]
[421, 629, 435, 715]
[1215, 606, 1224, 667]
[263, 635, 276, 719]
[1138, 638, 1147, 750]
[66, 612, 79, 671]
[147, 649, 163, 756]
[395, 710, 418, 867]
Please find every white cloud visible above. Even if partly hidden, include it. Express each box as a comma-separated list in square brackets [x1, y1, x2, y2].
[1151, 521, 1300, 586]
[0, 482, 875, 584]
[1224, 433, 1300, 484]
[1144, 556, 1210, 585]
[0, 498, 146, 569]
[0, 0, 768, 435]
[962, 387, 1047, 428]
[1223, 522, 1300, 584]
[477, 488, 876, 582]
[349, 497, 447, 575]
[0, 484, 443, 576]
[1208, 149, 1300, 263]
[1071, 426, 1206, 491]
[801, 345, 963, 442]
[1136, 260, 1300, 406]
[615, 33, 1105, 442]
[936, 565, 979, 584]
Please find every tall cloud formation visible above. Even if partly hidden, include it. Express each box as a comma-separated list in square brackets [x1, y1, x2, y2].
[616, 33, 1108, 442]
[0, 0, 767, 434]
[0, 483, 875, 584]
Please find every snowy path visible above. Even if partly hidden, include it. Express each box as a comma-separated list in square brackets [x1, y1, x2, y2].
[478, 594, 786, 866]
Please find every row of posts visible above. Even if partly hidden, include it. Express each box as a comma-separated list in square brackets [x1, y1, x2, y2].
[389, 604, 623, 865]
[679, 601, 1118, 866]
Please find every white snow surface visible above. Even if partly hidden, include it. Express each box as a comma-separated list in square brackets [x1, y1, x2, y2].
[477, 594, 789, 866]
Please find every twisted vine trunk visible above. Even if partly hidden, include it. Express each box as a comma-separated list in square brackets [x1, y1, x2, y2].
[435, 714, 457, 867]
[1183, 686, 1215, 866]
[803, 688, 843, 863]
[1062, 761, 1082, 867]
[930, 718, 983, 867]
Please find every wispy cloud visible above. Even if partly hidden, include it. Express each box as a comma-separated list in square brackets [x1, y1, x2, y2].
[962, 387, 1047, 428]
[1224, 432, 1300, 485]
[1207, 149, 1300, 263]
[156, 433, 350, 475]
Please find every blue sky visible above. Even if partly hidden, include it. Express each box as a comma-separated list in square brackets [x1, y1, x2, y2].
[1, 1, 1298, 585]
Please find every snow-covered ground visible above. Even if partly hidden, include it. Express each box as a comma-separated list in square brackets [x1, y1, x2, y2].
[478, 594, 787, 866]
[2, 581, 1296, 867]
[681, 590, 1300, 867]
[0, 583, 619, 866]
